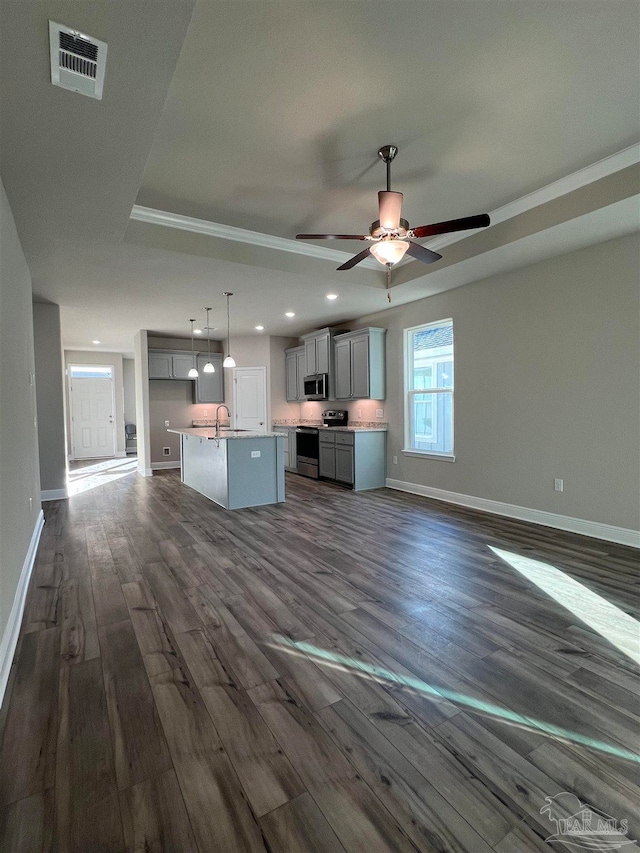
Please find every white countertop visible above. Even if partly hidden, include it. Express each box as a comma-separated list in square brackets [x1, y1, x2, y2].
[168, 428, 286, 440]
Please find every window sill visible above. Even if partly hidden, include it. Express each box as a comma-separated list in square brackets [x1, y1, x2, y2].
[401, 450, 456, 462]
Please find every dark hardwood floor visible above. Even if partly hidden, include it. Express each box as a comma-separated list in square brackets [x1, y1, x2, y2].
[1, 465, 638, 852]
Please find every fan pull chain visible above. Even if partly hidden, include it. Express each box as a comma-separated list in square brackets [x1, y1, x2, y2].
[386, 263, 392, 302]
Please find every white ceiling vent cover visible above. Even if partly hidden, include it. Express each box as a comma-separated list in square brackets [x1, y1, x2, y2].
[49, 21, 107, 100]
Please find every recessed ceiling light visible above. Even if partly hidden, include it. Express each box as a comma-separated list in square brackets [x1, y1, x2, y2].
[194, 328, 203, 335]
[326, 293, 338, 300]
[92, 340, 101, 344]
[255, 325, 264, 331]
[285, 311, 295, 318]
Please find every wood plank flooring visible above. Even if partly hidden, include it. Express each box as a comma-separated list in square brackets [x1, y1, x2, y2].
[1, 467, 639, 852]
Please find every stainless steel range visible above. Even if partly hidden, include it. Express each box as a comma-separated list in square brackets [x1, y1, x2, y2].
[295, 426, 320, 478]
[322, 409, 348, 428]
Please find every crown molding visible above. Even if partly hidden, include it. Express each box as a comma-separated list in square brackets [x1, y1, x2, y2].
[130, 143, 639, 267]
[129, 205, 380, 269]
[423, 142, 640, 251]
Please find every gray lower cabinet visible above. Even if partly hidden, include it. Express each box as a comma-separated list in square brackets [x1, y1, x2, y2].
[194, 354, 224, 403]
[319, 433, 336, 479]
[319, 430, 385, 490]
[274, 426, 297, 472]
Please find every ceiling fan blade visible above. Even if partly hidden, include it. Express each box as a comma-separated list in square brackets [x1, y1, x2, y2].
[411, 213, 490, 239]
[336, 247, 372, 271]
[378, 191, 403, 230]
[296, 233, 367, 241]
[405, 242, 442, 264]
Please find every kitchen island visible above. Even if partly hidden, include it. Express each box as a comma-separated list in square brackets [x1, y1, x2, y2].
[168, 428, 286, 510]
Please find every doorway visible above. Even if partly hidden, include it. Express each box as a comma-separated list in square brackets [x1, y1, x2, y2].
[68, 364, 116, 459]
[232, 366, 267, 431]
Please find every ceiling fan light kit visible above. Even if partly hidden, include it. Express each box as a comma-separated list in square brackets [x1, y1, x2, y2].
[296, 144, 490, 271]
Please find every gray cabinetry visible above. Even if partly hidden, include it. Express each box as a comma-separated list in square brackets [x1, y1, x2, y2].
[285, 346, 306, 401]
[274, 425, 297, 472]
[304, 331, 330, 376]
[148, 350, 196, 380]
[333, 328, 386, 400]
[318, 430, 385, 491]
[319, 432, 336, 479]
[194, 354, 224, 403]
[335, 432, 354, 484]
[148, 351, 172, 379]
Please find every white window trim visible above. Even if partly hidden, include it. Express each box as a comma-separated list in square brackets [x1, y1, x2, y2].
[401, 450, 456, 461]
[404, 319, 454, 459]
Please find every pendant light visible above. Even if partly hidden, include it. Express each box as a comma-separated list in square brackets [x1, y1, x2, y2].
[203, 307, 215, 373]
[188, 319, 199, 378]
[222, 292, 236, 368]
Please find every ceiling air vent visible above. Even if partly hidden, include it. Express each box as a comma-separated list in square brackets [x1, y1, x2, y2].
[49, 21, 107, 100]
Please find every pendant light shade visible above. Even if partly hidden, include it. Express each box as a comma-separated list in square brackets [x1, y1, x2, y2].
[223, 292, 235, 368]
[369, 238, 410, 266]
[203, 307, 215, 372]
[188, 319, 199, 378]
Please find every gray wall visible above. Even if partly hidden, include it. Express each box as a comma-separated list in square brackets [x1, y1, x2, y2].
[356, 232, 640, 530]
[0, 180, 41, 647]
[123, 357, 136, 426]
[33, 302, 67, 495]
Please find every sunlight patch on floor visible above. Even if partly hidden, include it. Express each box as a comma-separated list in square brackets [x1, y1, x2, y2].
[270, 636, 640, 765]
[489, 546, 640, 667]
[68, 457, 137, 495]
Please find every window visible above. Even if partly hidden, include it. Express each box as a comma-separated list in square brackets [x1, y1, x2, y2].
[404, 319, 454, 457]
[69, 364, 113, 379]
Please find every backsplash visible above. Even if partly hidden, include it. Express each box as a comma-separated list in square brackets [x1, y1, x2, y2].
[272, 418, 388, 428]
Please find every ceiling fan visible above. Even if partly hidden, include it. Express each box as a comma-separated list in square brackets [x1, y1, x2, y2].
[296, 145, 490, 271]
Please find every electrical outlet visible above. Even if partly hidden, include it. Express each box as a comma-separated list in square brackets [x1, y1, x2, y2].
[376, 408, 384, 418]
[554, 478, 564, 492]
[163, 447, 171, 456]
[251, 450, 261, 458]
[203, 410, 208, 416]
[165, 420, 170, 427]
[356, 408, 362, 419]
[392, 455, 398, 465]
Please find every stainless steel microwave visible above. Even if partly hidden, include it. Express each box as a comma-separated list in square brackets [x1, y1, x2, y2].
[303, 373, 328, 400]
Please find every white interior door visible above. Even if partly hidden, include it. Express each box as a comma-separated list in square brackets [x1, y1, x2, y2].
[233, 367, 267, 432]
[69, 365, 116, 459]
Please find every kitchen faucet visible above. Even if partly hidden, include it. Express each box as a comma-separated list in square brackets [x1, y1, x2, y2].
[214, 404, 231, 436]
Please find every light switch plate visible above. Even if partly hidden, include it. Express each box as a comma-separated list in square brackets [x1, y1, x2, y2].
[376, 408, 384, 418]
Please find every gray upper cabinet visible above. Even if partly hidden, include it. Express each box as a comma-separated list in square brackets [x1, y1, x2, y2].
[285, 346, 306, 401]
[172, 353, 197, 379]
[333, 328, 386, 400]
[149, 350, 196, 380]
[194, 354, 224, 403]
[148, 351, 173, 379]
[304, 332, 330, 376]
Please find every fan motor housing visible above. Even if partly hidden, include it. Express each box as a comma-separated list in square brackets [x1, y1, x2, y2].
[370, 218, 409, 238]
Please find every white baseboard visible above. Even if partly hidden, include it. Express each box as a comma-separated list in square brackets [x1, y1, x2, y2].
[385, 478, 640, 548]
[137, 463, 153, 477]
[41, 487, 68, 501]
[115, 450, 127, 458]
[151, 461, 181, 470]
[0, 510, 45, 707]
